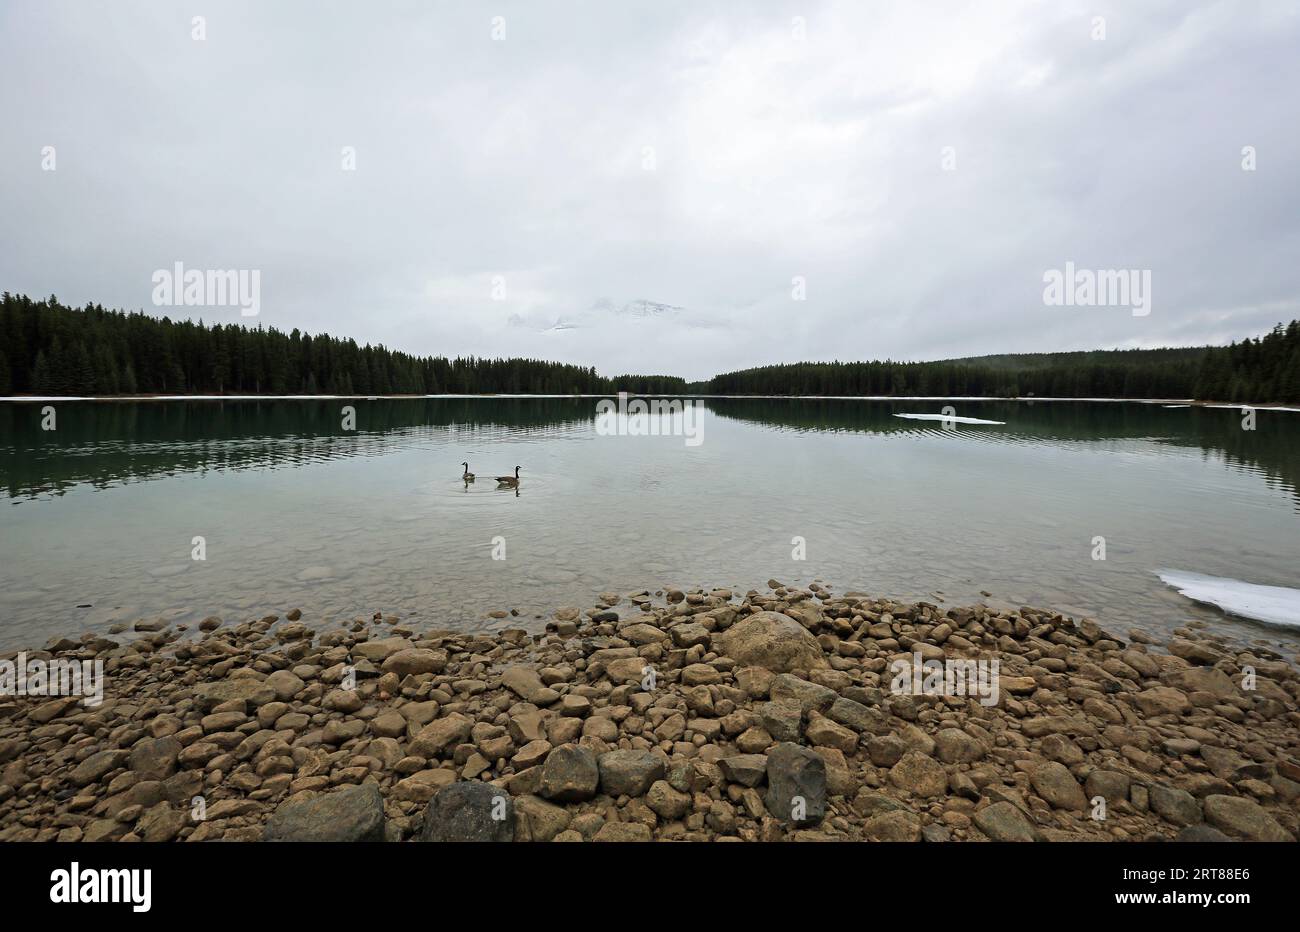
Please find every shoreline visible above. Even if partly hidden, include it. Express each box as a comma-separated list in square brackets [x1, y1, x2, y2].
[1, 393, 1297, 412]
[1, 582, 1297, 842]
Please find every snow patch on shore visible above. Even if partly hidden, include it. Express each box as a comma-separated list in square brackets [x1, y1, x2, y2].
[1158, 570, 1300, 628]
[894, 413, 1006, 425]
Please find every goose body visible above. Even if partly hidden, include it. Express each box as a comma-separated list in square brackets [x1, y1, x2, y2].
[461, 462, 475, 482]
[495, 466, 521, 487]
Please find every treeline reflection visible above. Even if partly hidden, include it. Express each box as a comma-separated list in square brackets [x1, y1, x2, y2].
[1, 397, 1296, 506]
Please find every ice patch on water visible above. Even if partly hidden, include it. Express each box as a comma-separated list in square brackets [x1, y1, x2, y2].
[894, 413, 1005, 425]
[1157, 570, 1300, 628]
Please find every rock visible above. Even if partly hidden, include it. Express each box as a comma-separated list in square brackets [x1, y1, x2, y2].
[934, 727, 985, 764]
[370, 711, 407, 738]
[621, 623, 668, 645]
[323, 689, 362, 712]
[352, 637, 412, 662]
[719, 755, 769, 788]
[137, 803, 187, 842]
[409, 713, 473, 758]
[769, 674, 837, 714]
[1168, 638, 1223, 665]
[759, 699, 803, 742]
[764, 742, 826, 825]
[514, 795, 571, 842]
[717, 611, 827, 673]
[1174, 824, 1233, 842]
[868, 736, 907, 768]
[1149, 784, 1202, 827]
[805, 714, 858, 754]
[597, 749, 665, 797]
[382, 648, 447, 677]
[419, 780, 514, 842]
[539, 745, 600, 802]
[921, 823, 951, 843]
[646, 780, 691, 819]
[863, 809, 923, 842]
[264, 785, 386, 842]
[1203, 794, 1294, 841]
[1029, 761, 1087, 811]
[670, 623, 711, 648]
[127, 737, 181, 781]
[1085, 770, 1132, 804]
[593, 822, 653, 842]
[501, 666, 549, 702]
[512, 739, 552, 769]
[194, 678, 274, 711]
[560, 694, 592, 717]
[827, 697, 884, 734]
[888, 750, 947, 798]
[265, 669, 305, 701]
[973, 801, 1038, 842]
[71, 750, 128, 787]
[1134, 686, 1190, 717]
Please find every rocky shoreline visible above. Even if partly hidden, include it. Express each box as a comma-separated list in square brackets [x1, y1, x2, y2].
[1, 582, 1297, 842]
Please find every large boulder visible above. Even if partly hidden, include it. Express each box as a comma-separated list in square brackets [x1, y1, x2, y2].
[419, 780, 514, 842]
[764, 742, 826, 825]
[717, 612, 826, 674]
[264, 785, 386, 842]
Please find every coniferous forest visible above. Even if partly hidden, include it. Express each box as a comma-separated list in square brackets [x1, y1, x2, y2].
[1, 292, 1297, 403]
[0, 293, 686, 397]
[704, 324, 1300, 404]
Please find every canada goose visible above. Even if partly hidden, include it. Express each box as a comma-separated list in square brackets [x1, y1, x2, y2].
[461, 462, 475, 482]
[495, 466, 521, 487]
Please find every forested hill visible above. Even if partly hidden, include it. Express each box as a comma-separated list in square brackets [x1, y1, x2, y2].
[701, 323, 1300, 404]
[2, 293, 1297, 403]
[0, 293, 686, 396]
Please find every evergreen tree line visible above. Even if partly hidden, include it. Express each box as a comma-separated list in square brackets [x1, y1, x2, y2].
[0, 294, 685, 397]
[700, 322, 1300, 404]
[2, 293, 1296, 402]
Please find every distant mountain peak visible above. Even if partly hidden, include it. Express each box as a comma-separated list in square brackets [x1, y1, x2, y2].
[592, 298, 684, 319]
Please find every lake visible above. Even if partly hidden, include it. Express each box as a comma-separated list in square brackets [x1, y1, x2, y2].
[1, 397, 1298, 655]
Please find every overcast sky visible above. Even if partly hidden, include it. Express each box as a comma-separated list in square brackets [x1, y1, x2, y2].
[2, 0, 1297, 381]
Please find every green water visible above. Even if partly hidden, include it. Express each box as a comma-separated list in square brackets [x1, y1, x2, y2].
[1, 397, 1298, 654]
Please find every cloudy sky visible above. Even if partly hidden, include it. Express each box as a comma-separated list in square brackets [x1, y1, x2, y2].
[2, 0, 1297, 381]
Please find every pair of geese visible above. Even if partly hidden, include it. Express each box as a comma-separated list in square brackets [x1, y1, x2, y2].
[461, 462, 520, 488]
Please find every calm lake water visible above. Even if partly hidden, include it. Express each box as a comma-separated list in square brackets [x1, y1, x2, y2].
[2, 397, 1299, 654]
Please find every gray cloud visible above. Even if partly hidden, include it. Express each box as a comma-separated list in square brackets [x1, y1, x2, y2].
[2, 0, 1297, 381]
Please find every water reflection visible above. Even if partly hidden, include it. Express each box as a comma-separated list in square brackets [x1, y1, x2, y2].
[2, 397, 1296, 508]
[0, 398, 589, 501]
[705, 398, 1300, 509]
